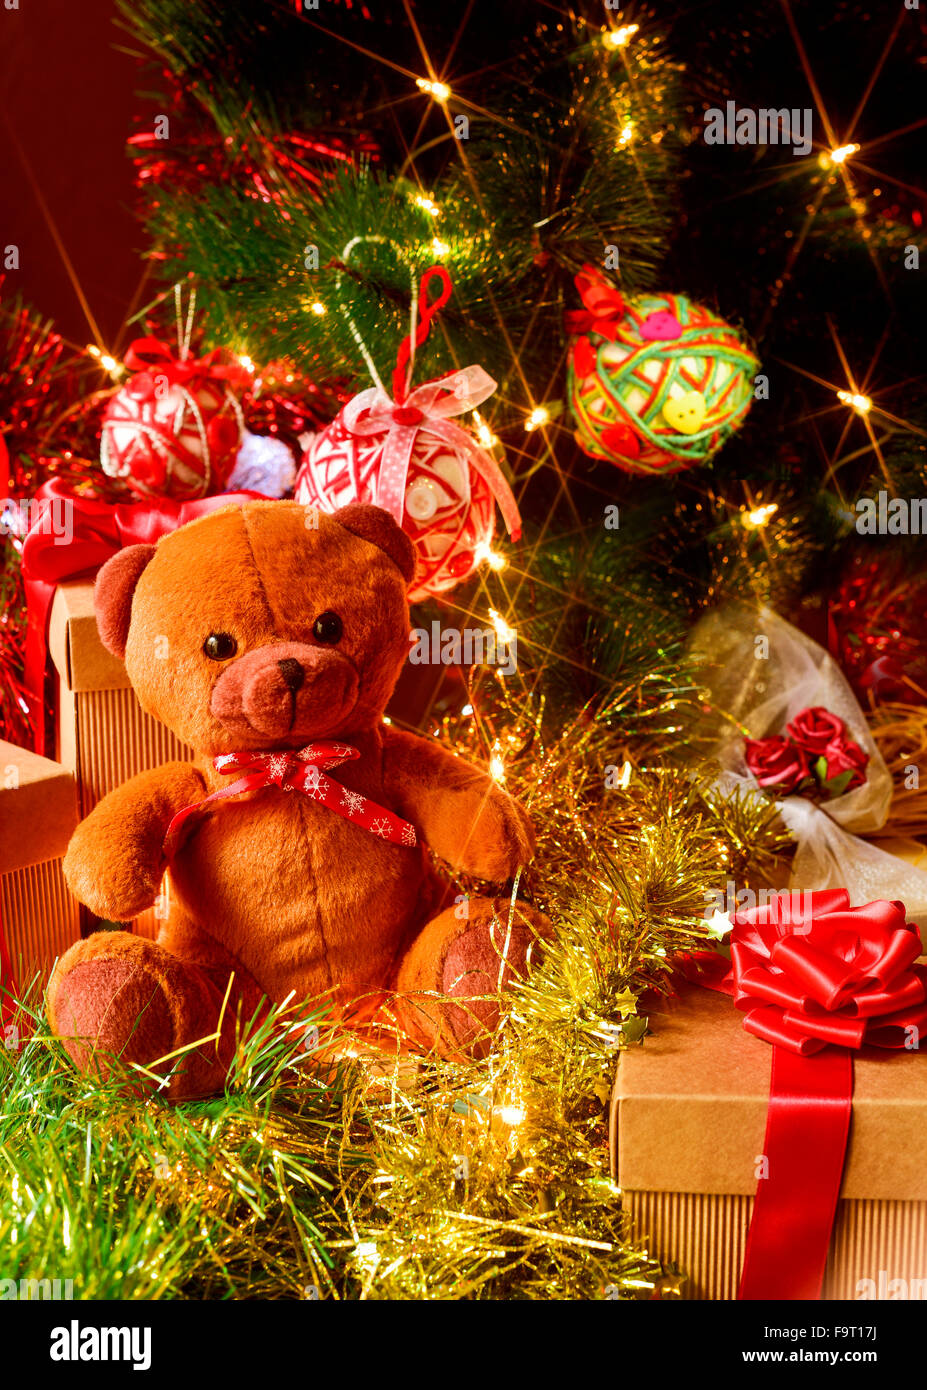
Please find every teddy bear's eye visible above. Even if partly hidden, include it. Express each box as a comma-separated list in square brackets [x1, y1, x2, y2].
[312, 611, 343, 645]
[203, 632, 238, 661]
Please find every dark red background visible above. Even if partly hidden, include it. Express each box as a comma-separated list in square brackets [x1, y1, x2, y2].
[1, 0, 148, 349]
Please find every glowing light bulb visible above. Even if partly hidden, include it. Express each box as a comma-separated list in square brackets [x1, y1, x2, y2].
[310, 301, 327, 316]
[238, 354, 255, 373]
[489, 608, 515, 644]
[489, 741, 506, 784]
[495, 1104, 526, 1125]
[524, 406, 549, 432]
[87, 344, 123, 378]
[432, 238, 450, 257]
[414, 194, 441, 218]
[742, 502, 779, 530]
[820, 143, 859, 167]
[416, 78, 451, 103]
[473, 411, 499, 449]
[837, 389, 872, 415]
[606, 24, 639, 47]
[616, 122, 634, 147]
[475, 540, 506, 572]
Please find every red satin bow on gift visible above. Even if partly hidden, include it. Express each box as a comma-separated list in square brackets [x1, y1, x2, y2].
[728, 889, 927, 1054]
[163, 742, 418, 857]
[120, 337, 252, 397]
[563, 265, 627, 340]
[19, 479, 265, 754]
[685, 889, 927, 1301]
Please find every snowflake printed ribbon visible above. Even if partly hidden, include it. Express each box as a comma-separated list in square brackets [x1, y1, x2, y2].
[163, 742, 418, 858]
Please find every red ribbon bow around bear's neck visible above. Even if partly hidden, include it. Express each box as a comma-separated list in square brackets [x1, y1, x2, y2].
[163, 742, 418, 858]
[684, 889, 927, 1302]
[563, 265, 627, 341]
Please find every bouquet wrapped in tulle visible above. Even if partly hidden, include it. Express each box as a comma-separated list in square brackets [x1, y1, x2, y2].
[689, 603, 927, 914]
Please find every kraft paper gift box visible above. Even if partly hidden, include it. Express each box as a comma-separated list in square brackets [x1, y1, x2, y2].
[0, 740, 80, 991]
[48, 579, 194, 941]
[610, 984, 927, 1301]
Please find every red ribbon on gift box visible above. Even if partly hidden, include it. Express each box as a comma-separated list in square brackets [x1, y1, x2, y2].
[19, 479, 265, 756]
[681, 889, 927, 1300]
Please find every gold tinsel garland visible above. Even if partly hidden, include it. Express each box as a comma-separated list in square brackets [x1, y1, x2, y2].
[1, 669, 792, 1300]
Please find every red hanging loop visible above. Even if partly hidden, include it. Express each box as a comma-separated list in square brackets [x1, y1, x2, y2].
[391, 265, 453, 402]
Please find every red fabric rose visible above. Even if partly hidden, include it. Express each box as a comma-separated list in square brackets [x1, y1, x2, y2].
[786, 706, 845, 754]
[818, 736, 869, 791]
[744, 735, 810, 792]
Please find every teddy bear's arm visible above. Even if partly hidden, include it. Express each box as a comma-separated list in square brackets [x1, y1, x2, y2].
[381, 725, 535, 881]
[62, 761, 206, 922]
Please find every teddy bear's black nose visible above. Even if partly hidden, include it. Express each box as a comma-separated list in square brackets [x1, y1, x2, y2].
[277, 658, 305, 693]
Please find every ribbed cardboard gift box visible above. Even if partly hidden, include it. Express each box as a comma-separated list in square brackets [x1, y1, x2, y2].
[48, 579, 194, 941]
[610, 984, 927, 1301]
[0, 740, 80, 988]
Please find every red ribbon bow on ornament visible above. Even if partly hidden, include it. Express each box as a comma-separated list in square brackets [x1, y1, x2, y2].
[563, 265, 627, 340]
[19, 480, 265, 754]
[685, 889, 927, 1301]
[163, 742, 418, 857]
[120, 337, 252, 396]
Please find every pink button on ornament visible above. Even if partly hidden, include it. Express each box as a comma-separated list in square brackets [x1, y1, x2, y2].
[640, 310, 682, 341]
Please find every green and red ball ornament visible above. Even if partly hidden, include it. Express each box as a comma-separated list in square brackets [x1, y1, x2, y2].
[565, 266, 760, 476]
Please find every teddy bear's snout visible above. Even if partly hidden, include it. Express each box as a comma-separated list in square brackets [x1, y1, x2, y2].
[209, 641, 359, 742]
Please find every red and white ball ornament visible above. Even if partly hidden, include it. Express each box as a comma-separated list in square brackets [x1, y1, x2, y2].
[101, 337, 249, 501]
[295, 268, 521, 601]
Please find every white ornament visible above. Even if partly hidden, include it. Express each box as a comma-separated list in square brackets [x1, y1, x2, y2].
[227, 429, 297, 497]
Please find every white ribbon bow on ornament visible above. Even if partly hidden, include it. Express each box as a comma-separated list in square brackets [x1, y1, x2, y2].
[340, 366, 522, 540]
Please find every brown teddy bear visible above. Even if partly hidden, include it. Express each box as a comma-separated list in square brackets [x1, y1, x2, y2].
[48, 500, 545, 1098]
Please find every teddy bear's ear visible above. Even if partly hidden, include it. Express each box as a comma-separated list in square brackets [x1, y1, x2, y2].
[333, 503, 416, 584]
[94, 544, 158, 659]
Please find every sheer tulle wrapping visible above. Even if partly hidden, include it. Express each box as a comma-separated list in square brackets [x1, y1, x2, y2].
[689, 603, 927, 913]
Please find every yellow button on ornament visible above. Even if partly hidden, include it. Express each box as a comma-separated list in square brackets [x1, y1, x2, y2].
[662, 390, 707, 435]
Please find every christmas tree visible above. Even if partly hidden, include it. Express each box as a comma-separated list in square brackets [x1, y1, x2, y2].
[1, 0, 925, 1303]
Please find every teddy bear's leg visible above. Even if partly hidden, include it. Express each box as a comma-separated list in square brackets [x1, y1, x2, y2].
[393, 896, 549, 1057]
[47, 930, 263, 1101]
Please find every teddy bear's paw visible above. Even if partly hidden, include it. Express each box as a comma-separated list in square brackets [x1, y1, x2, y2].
[61, 845, 162, 924]
[48, 933, 231, 1099]
[457, 789, 538, 882]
